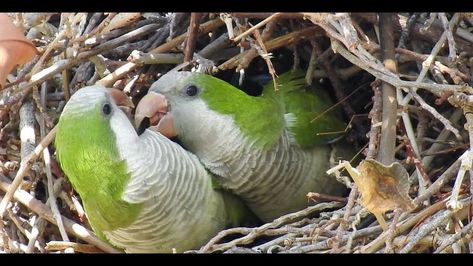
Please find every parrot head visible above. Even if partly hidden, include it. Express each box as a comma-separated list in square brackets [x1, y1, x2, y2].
[134, 70, 266, 144]
[55, 85, 142, 233]
[135, 69, 347, 151]
[55, 85, 135, 198]
[134, 71, 195, 138]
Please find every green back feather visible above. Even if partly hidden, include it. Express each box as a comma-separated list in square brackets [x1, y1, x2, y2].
[55, 102, 142, 236]
[262, 70, 347, 148]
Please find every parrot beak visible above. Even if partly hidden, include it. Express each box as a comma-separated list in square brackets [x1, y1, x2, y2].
[134, 92, 176, 138]
[107, 88, 134, 108]
[107, 88, 134, 122]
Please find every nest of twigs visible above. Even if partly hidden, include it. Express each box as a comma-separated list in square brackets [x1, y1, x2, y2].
[0, 12, 472, 253]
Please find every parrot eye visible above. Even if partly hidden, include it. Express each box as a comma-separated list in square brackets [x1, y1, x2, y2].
[185, 85, 198, 97]
[102, 103, 112, 115]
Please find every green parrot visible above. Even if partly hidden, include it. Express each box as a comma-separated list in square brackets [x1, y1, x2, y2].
[55, 85, 252, 253]
[134, 70, 350, 222]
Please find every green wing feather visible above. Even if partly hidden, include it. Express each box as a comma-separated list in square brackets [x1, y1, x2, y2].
[262, 70, 347, 148]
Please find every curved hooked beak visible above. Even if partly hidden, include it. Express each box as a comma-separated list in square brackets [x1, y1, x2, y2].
[107, 88, 134, 109]
[107, 88, 134, 123]
[134, 92, 176, 138]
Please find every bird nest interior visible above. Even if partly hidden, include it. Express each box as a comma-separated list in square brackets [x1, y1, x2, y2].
[0, 12, 471, 253]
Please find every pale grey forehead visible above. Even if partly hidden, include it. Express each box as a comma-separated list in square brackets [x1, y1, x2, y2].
[63, 85, 110, 113]
[149, 71, 193, 93]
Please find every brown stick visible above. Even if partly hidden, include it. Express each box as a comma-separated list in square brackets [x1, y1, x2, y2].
[218, 26, 324, 71]
[230, 13, 303, 20]
[353, 13, 473, 56]
[307, 192, 348, 203]
[232, 13, 280, 43]
[0, 126, 57, 218]
[314, 44, 356, 123]
[366, 83, 382, 159]
[332, 187, 357, 252]
[377, 13, 398, 165]
[97, 18, 225, 87]
[46, 241, 104, 253]
[361, 199, 447, 253]
[200, 202, 343, 253]
[0, 174, 119, 253]
[253, 29, 277, 91]
[183, 13, 203, 70]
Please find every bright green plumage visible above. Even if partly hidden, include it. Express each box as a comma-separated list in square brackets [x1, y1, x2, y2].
[55, 93, 141, 235]
[189, 74, 286, 149]
[144, 69, 350, 222]
[55, 85, 255, 252]
[261, 70, 347, 148]
[183, 70, 346, 149]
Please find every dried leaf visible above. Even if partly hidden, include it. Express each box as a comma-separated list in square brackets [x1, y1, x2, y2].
[355, 159, 415, 215]
[0, 14, 37, 89]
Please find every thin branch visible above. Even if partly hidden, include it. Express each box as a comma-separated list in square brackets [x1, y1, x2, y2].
[409, 88, 462, 140]
[331, 187, 357, 252]
[413, 152, 463, 205]
[26, 215, 43, 253]
[96, 17, 225, 87]
[76, 13, 117, 43]
[0, 174, 119, 253]
[218, 26, 323, 71]
[38, 108, 68, 241]
[361, 198, 447, 253]
[399, 210, 454, 253]
[252, 29, 277, 91]
[0, 126, 57, 218]
[198, 32, 231, 58]
[232, 13, 280, 43]
[435, 218, 473, 253]
[183, 13, 203, 69]
[377, 13, 398, 165]
[46, 241, 103, 253]
[330, 40, 467, 97]
[199, 202, 343, 253]
[366, 83, 382, 159]
[305, 42, 318, 85]
[399, 13, 461, 106]
[306, 192, 348, 203]
[438, 13, 457, 62]
[128, 51, 184, 65]
[384, 209, 402, 253]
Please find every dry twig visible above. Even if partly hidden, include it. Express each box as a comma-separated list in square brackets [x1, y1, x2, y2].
[2, 11, 473, 254]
